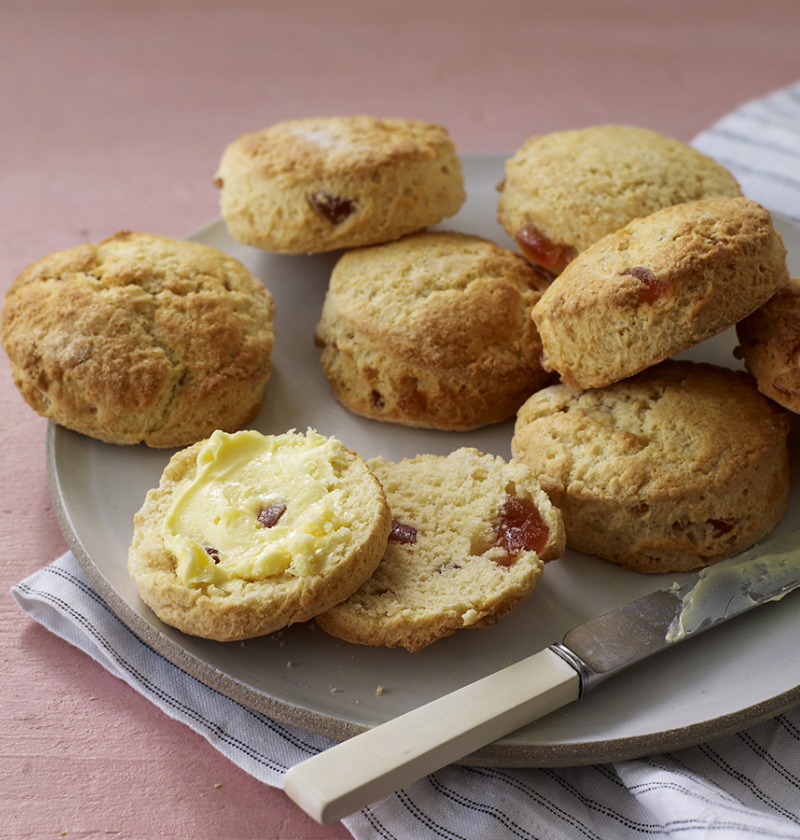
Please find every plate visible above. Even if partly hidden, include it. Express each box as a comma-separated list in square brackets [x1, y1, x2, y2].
[48, 154, 800, 767]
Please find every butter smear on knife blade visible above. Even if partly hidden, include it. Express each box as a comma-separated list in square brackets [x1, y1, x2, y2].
[665, 529, 800, 643]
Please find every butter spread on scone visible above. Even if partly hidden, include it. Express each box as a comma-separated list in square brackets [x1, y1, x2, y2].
[164, 429, 355, 588]
[128, 428, 392, 641]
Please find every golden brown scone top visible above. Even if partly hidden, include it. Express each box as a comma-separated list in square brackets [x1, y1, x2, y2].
[514, 361, 789, 504]
[532, 197, 789, 389]
[219, 116, 460, 180]
[498, 125, 743, 275]
[0, 231, 276, 447]
[326, 230, 545, 373]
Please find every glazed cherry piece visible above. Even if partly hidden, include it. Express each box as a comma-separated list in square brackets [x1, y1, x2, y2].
[624, 266, 672, 304]
[258, 503, 287, 528]
[307, 192, 355, 225]
[708, 518, 734, 534]
[397, 385, 427, 415]
[204, 545, 222, 564]
[494, 497, 549, 556]
[514, 224, 576, 275]
[389, 519, 417, 545]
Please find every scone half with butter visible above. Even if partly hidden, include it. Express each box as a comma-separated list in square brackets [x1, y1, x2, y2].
[128, 429, 392, 641]
[215, 115, 465, 254]
[315, 448, 565, 652]
[511, 360, 790, 573]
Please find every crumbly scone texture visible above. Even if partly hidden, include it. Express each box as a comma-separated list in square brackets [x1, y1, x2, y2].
[532, 197, 789, 389]
[736, 276, 800, 413]
[497, 124, 743, 275]
[215, 116, 466, 254]
[315, 448, 566, 652]
[511, 360, 790, 573]
[315, 231, 553, 430]
[0, 231, 276, 447]
[128, 437, 392, 641]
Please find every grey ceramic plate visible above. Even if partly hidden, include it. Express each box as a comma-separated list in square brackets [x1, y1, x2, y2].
[48, 154, 800, 767]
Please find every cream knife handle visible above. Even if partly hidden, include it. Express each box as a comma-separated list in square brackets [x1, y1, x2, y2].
[283, 647, 580, 825]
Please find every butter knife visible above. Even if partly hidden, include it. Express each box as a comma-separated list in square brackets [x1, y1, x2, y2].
[283, 527, 800, 824]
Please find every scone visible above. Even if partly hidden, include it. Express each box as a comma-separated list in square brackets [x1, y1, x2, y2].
[497, 125, 743, 277]
[315, 448, 566, 652]
[314, 231, 553, 430]
[215, 116, 465, 254]
[735, 276, 800, 413]
[0, 231, 276, 447]
[511, 360, 790, 573]
[128, 428, 392, 641]
[532, 197, 789, 389]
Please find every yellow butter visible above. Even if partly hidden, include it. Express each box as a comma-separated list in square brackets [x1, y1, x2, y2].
[164, 429, 354, 588]
[665, 531, 800, 642]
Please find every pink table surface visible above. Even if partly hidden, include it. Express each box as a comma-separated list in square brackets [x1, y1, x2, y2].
[2, 1, 800, 837]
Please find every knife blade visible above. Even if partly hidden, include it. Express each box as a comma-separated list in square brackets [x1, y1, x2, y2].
[283, 527, 800, 825]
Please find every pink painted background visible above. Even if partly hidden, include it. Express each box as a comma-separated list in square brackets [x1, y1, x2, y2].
[2, 1, 800, 837]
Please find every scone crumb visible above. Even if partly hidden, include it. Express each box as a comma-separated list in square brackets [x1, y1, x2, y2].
[375, 686, 384, 696]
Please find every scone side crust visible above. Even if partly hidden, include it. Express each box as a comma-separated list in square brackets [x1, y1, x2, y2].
[736, 276, 800, 412]
[316, 318, 551, 430]
[532, 197, 789, 389]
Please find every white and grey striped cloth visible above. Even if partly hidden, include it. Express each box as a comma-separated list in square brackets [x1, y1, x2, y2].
[692, 80, 800, 226]
[13, 80, 800, 839]
[12, 553, 800, 839]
